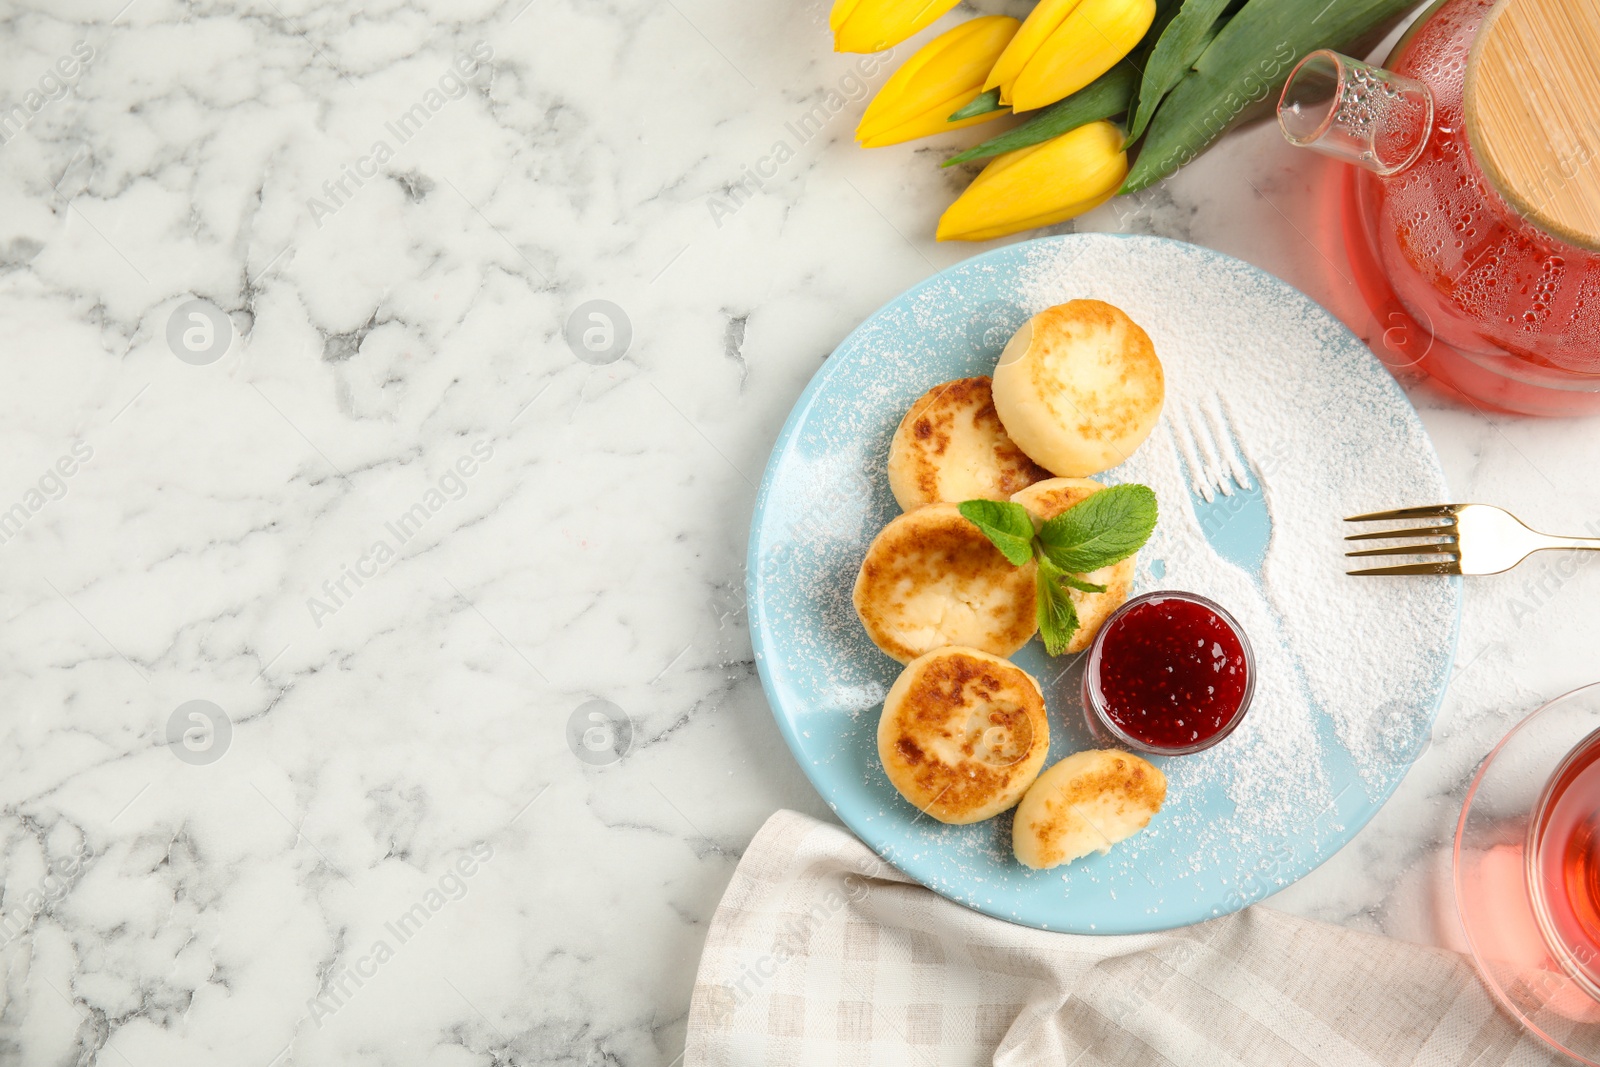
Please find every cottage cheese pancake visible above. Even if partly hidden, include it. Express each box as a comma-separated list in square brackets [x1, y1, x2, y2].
[878, 647, 1050, 824]
[853, 502, 1037, 663]
[887, 376, 1049, 511]
[1013, 748, 1166, 869]
[992, 299, 1164, 477]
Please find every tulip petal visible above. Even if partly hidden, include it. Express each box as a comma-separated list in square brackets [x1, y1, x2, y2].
[936, 120, 1128, 241]
[984, 0, 1087, 99]
[856, 16, 1019, 145]
[834, 0, 963, 53]
[938, 186, 1119, 241]
[860, 91, 1008, 146]
[1008, 0, 1155, 112]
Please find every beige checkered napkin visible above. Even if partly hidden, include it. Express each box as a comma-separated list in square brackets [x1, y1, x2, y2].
[686, 809, 1561, 1067]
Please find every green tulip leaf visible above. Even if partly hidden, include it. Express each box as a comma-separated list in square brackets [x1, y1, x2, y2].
[1122, 0, 1423, 193]
[1126, 0, 1233, 145]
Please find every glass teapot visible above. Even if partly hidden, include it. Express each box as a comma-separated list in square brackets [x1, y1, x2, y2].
[1276, 0, 1600, 416]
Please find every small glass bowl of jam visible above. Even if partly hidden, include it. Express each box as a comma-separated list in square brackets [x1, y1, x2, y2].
[1082, 590, 1254, 757]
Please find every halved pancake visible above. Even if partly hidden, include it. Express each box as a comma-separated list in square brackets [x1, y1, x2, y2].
[887, 376, 1049, 511]
[992, 300, 1164, 477]
[853, 503, 1036, 664]
[1013, 749, 1166, 869]
[879, 647, 1049, 824]
[1010, 477, 1136, 654]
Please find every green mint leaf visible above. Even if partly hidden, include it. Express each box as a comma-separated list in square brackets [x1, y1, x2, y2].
[1038, 484, 1158, 573]
[958, 499, 1036, 567]
[1035, 565, 1080, 656]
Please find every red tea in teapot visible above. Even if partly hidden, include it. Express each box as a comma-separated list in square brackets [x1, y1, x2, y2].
[1281, 0, 1600, 415]
[1375, 0, 1599, 371]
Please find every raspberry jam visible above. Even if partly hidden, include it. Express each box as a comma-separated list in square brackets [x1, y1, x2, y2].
[1083, 592, 1254, 756]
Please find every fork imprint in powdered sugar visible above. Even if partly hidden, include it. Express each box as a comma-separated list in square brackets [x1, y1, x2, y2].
[1169, 396, 1273, 579]
[1172, 396, 1250, 501]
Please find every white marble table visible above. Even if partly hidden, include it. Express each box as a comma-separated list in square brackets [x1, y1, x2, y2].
[0, 1, 1595, 1064]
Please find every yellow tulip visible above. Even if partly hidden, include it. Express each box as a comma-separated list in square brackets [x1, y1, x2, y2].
[984, 0, 1154, 112]
[983, 0, 1082, 97]
[830, 0, 961, 54]
[856, 17, 1019, 147]
[937, 120, 1127, 242]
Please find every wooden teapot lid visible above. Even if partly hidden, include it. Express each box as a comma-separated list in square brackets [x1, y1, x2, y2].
[1465, 0, 1600, 252]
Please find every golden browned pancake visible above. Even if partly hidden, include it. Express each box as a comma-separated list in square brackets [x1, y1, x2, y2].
[853, 503, 1037, 664]
[1012, 749, 1166, 869]
[991, 300, 1164, 477]
[887, 376, 1050, 511]
[1010, 477, 1137, 653]
[878, 647, 1049, 824]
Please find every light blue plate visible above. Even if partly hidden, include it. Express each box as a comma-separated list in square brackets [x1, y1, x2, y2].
[747, 234, 1461, 933]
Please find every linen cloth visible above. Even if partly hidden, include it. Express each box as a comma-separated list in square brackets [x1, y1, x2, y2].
[685, 809, 1566, 1066]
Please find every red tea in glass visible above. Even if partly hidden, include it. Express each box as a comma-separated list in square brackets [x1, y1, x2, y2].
[1530, 729, 1600, 997]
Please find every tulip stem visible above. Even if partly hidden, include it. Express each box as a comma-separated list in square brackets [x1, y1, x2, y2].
[948, 88, 1005, 122]
[943, 62, 1138, 168]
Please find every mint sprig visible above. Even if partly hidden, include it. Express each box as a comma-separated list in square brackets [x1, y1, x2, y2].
[959, 485, 1159, 655]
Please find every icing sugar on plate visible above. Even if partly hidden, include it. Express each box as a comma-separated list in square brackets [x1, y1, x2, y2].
[748, 233, 1461, 933]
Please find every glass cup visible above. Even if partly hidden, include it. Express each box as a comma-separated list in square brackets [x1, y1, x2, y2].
[1457, 683, 1600, 1062]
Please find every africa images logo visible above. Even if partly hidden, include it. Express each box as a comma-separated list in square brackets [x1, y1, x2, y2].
[566, 700, 632, 767]
[166, 700, 232, 766]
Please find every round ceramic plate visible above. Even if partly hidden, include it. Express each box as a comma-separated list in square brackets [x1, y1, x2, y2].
[747, 234, 1461, 933]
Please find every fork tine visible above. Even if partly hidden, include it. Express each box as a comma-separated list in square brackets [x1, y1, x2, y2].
[1346, 505, 1457, 522]
[1345, 543, 1460, 558]
[1347, 560, 1462, 576]
[1344, 525, 1457, 542]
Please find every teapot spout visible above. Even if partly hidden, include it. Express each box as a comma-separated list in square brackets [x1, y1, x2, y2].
[1277, 50, 1434, 177]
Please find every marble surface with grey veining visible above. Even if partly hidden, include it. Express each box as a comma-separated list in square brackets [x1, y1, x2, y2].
[0, 1, 1596, 1064]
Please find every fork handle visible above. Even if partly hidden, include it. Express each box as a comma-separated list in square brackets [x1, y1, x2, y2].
[1535, 535, 1600, 553]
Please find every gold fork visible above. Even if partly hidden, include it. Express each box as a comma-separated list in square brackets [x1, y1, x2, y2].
[1345, 504, 1600, 576]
